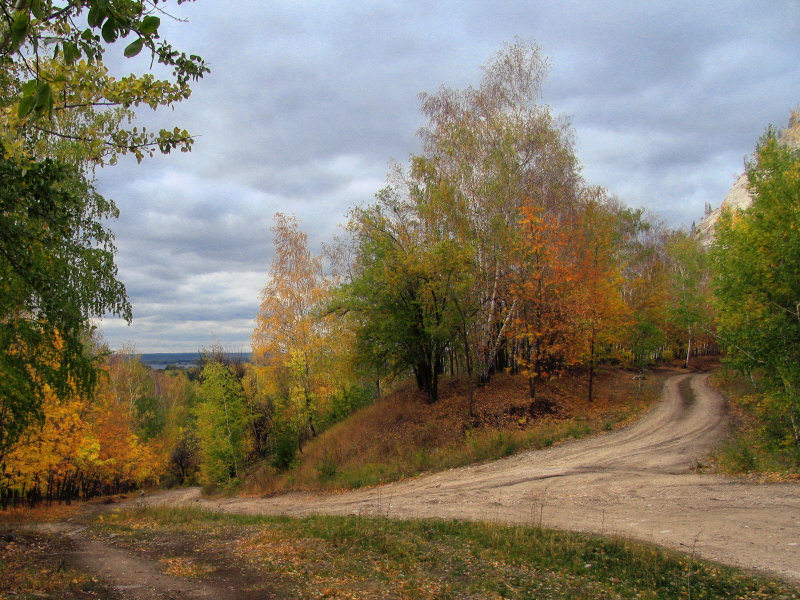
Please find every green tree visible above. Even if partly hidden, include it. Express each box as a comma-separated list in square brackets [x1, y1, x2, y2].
[0, 151, 130, 459]
[611, 204, 669, 368]
[338, 177, 472, 404]
[194, 361, 249, 487]
[0, 0, 204, 460]
[712, 126, 800, 460]
[666, 231, 711, 368]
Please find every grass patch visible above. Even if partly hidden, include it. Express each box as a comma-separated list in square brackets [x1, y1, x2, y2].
[679, 377, 697, 408]
[249, 365, 676, 494]
[93, 505, 799, 599]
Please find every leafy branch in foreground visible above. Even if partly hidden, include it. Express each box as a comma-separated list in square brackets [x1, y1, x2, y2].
[0, 0, 208, 164]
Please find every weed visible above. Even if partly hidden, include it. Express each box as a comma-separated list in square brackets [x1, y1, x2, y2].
[711, 370, 800, 477]
[315, 450, 339, 481]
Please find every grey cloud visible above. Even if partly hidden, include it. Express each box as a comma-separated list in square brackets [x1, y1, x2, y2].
[95, 1, 800, 351]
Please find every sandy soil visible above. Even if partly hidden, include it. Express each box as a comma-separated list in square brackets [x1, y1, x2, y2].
[144, 373, 800, 584]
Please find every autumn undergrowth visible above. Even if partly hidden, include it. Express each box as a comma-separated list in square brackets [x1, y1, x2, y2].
[0, 502, 81, 524]
[90, 505, 799, 599]
[711, 367, 800, 478]
[248, 366, 673, 494]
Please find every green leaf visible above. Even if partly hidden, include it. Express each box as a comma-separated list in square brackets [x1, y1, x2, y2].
[10, 11, 30, 49]
[30, 0, 45, 20]
[124, 38, 144, 58]
[21, 79, 37, 95]
[87, 5, 105, 28]
[140, 15, 160, 36]
[63, 41, 81, 65]
[101, 18, 117, 43]
[17, 94, 35, 118]
[33, 83, 52, 112]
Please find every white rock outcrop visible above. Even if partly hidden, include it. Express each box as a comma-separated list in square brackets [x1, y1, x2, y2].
[694, 109, 799, 248]
[694, 173, 752, 248]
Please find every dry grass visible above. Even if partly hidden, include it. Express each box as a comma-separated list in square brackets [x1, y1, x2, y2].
[248, 362, 698, 494]
[0, 502, 82, 524]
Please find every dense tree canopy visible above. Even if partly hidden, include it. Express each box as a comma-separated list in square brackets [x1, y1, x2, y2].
[0, 152, 130, 457]
[712, 126, 800, 459]
[195, 361, 249, 487]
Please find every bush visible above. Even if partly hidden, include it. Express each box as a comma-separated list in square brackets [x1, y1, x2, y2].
[315, 451, 339, 481]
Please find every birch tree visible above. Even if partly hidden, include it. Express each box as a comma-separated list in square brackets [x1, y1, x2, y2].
[417, 39, 582, 381]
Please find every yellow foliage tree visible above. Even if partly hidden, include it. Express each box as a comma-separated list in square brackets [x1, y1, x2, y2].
[251, 213, 360, 468]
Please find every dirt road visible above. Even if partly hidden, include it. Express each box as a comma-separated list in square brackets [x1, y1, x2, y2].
[146, 373, 800, 583]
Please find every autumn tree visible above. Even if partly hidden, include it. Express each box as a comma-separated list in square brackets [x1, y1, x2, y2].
[712, 123, 800, 462]
[417, 39, 582, 382]
[0, 384, 96, 506]
[1, 348, 165, 507]
[91, 359, 163, 489]
[509, 201, 580, 400]
[573, 190, 629, 402]
[252, 213, 333, 459]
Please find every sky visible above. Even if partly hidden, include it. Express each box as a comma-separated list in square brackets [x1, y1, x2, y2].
[95, 0, 800, 354]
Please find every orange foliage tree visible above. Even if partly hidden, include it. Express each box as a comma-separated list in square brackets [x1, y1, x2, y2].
[509, 202, 581, 400]
[0, 350, 172, 508]
[573, 192, 630, 401]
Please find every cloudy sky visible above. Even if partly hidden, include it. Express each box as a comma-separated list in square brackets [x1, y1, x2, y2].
[95, 0, 800, 353]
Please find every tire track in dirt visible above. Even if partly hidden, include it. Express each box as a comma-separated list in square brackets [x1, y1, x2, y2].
[146, 373, 800, 584]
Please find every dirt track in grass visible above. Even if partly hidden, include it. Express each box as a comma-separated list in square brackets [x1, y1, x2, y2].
[141, 373, 800, 584]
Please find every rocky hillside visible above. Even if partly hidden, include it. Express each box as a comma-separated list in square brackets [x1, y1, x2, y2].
[694, 172, 753, 248]
[694, 109, 799, 248]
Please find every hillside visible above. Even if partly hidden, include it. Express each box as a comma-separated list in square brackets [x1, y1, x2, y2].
[246, 362, 712, 494]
